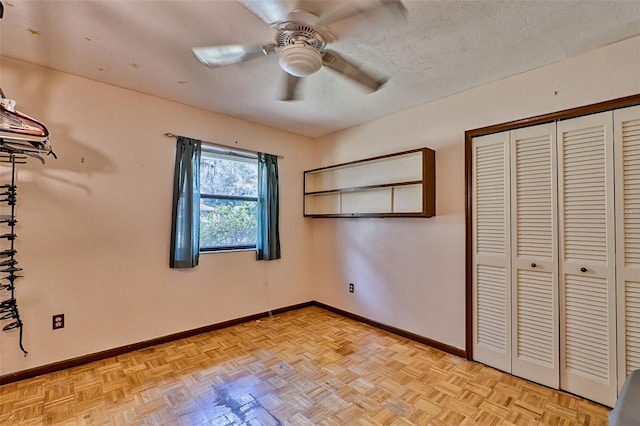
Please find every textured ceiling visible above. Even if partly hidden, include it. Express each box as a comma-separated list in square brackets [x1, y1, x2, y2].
[1, 0, 639, 137]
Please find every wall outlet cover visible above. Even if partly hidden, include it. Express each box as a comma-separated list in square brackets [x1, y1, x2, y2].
[52, 314, 65, 330]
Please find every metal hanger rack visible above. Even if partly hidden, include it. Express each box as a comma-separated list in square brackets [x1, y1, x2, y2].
[0, 153, 28, 356]
[0, 84, 55, 356]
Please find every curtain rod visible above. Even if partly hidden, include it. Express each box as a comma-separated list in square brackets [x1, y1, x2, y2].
[164, 133, 284, 159]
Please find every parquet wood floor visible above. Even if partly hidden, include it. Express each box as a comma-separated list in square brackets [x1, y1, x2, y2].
[0, 307, 610, 425]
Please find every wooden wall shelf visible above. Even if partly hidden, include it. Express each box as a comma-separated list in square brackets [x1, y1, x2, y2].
[304, 148, 435, 218]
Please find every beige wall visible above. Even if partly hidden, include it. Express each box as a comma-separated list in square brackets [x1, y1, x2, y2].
[311, 35, 640, 351]
[0, 58, 316, 375]
[1, 34, 638, 375]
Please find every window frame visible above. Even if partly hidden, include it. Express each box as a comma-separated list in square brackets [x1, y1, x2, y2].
[199, 147, 258, 253]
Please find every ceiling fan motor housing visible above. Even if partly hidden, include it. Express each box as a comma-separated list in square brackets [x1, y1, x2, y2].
[276, 22, 328, 77]
[279, 42, 322, 77]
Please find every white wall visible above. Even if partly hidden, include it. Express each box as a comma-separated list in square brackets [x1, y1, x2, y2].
[311, 35, 640, 351]
[0, 58, 316, 375]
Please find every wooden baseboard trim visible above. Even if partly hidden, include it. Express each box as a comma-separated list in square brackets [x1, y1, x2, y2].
[313, 302, 467, 359]
[0, 301, 314, 385]
[0, 300, 465, 385]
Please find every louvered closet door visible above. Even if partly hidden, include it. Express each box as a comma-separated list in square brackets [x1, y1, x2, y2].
[510, 123, 559, 388]
[472, 131, 512, 371]
[615, 105, 640, 390]
[558, 111, 617, 407]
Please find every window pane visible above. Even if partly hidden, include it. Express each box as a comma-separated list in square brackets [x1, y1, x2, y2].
[200, 198, 257, 248]
[200, 154, 257, 197]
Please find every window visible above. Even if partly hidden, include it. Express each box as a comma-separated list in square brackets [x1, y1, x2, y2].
[199, 149, 258, 251]
[170, 136, 280, 265]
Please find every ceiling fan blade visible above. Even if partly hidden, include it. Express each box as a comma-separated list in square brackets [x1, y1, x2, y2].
[281, 72, 302, 101]
[318, 0, 407, 27]
[239, 0, 290, 26]
[192, 44, 276, 67]
[322, 50, 387, 92]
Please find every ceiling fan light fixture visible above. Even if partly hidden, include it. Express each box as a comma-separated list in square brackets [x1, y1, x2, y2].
[279, 42, 322, 77]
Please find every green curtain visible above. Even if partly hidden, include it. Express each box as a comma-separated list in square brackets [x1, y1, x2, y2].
[170, 136, 201, 268]
[256, 153, 281, 260]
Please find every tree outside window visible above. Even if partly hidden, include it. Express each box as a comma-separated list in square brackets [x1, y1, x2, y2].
[199, 151, 258, 251]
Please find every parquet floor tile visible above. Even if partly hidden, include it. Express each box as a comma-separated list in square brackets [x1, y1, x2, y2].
[0, 307, 611, 425]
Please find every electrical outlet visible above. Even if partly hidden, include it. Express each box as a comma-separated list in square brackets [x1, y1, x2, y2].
[52, 314, 64, 330]
[349, 283, 354, 293]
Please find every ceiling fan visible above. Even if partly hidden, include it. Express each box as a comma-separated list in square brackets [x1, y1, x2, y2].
[192, 0, 407, 101]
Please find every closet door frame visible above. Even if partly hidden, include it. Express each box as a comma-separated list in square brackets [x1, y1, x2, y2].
[465, 94, 640, 359]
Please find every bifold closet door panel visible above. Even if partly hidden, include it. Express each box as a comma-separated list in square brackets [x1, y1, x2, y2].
[615, 105, 640, 389]
[472, 131, 512, 372]
[558, 111, 617, 407]
[510, 123, 559, 388]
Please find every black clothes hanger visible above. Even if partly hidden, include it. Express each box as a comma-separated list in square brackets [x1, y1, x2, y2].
[0, 249, 17, 258]
[0, 311, 16, 320]
[1, 275, 23, 282]
[0, 298, 16, 308]
[0, 155, 26, 164]
[3, 320, 21, 331]
[0, 144, 48, 163]
[0, 304, 16, 314]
